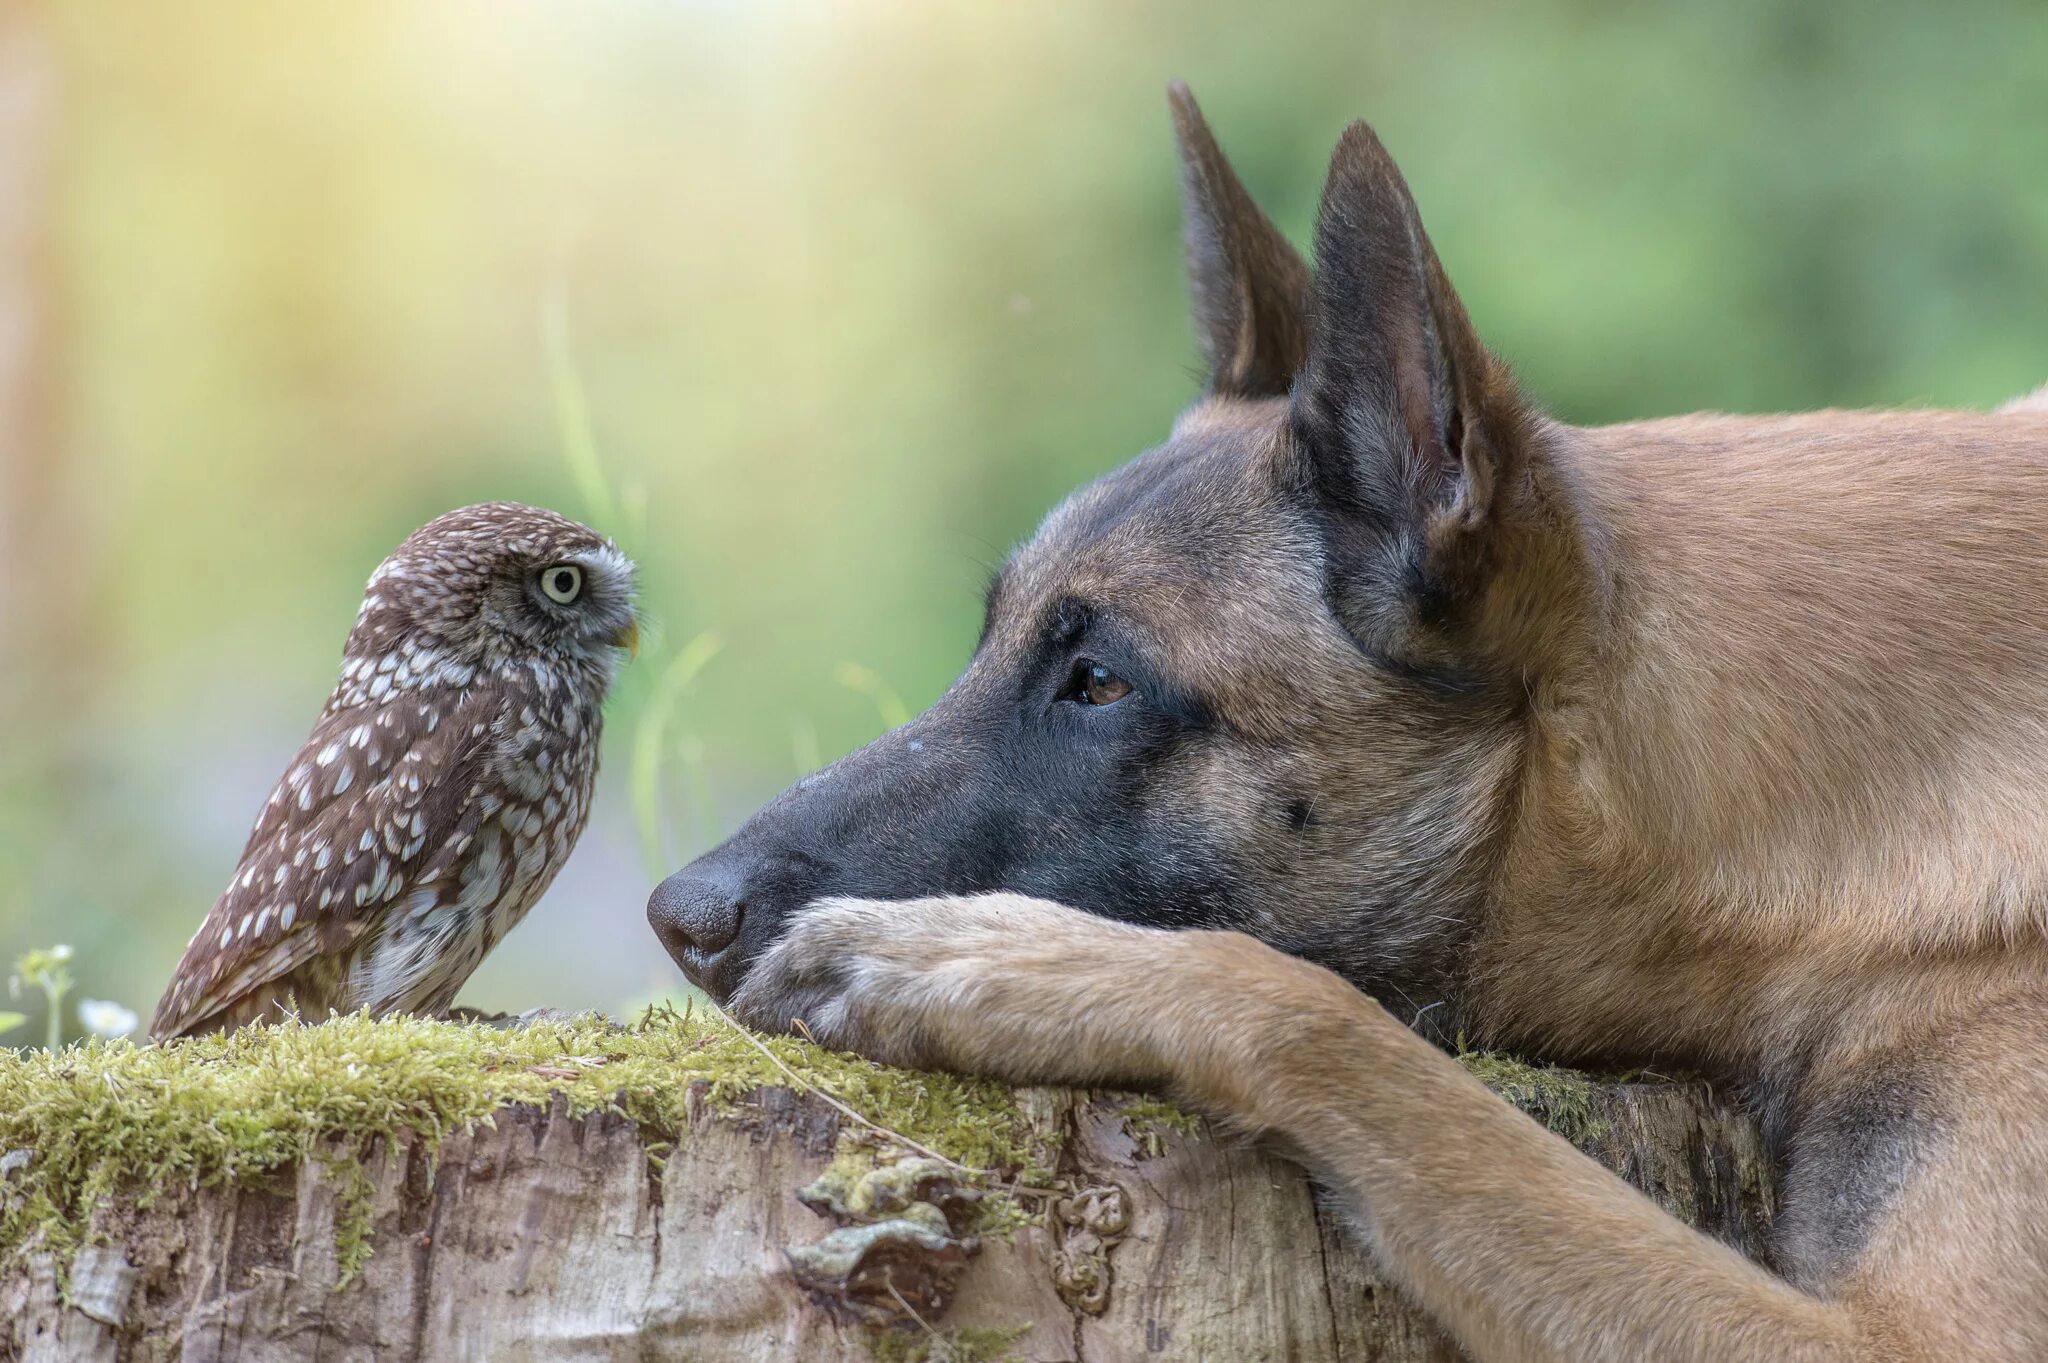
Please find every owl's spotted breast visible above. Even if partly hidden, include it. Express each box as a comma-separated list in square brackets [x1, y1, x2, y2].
[344, 680, 604, 1016]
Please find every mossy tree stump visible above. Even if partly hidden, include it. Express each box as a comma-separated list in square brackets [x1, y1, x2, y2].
[0, 1015, 1773, 1362]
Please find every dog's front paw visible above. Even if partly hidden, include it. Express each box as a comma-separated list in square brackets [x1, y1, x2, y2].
[726, 893, 1179, 1085]
[723, 897, 917, 1057]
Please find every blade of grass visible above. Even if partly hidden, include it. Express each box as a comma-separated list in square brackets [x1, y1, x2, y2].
[542, 288, 619, 533]
[674, 733, 719, 853]
[832, 662, 910, 731]
[629, 633, 723, 881]
[790, 715, 821, 777]
[698, 995, 986, 1177]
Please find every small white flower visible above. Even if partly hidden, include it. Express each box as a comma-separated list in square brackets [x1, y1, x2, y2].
[78, 998, 138, 1039]
[49, 944, 73, 963]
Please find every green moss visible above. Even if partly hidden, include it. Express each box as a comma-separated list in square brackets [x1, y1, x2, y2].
[1115, 1096, 1201, 1159]
[323, 1146, 378, 1286]
[866, 1323, 1030, 1363]
[0, 1007, 1034, 1279]
[1458, 1051, 1608, 1146]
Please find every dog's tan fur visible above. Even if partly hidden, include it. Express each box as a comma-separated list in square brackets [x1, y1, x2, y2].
[713, 90, 2048, 1360]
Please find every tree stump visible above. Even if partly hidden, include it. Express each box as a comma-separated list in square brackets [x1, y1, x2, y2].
[0, 1017, 1774, 1362]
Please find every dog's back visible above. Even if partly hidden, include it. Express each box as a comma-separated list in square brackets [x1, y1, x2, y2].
[1999, 381, 2048, 413]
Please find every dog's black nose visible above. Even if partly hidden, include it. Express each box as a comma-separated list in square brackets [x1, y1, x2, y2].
[647, 871, 742, 963]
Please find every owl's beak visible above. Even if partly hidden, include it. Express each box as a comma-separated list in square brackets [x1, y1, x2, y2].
[614, 619, 641, 659]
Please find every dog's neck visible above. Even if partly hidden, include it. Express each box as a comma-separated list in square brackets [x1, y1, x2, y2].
[1464, 408, 2048, 1079]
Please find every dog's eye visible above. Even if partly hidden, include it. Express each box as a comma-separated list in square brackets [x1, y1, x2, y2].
[1071, 661, 1133, 707]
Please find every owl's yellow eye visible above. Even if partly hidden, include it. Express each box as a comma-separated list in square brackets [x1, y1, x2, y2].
[539, 564, 583, 604]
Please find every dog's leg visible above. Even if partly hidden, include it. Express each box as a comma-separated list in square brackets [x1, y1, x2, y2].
[734, 895, 2041, 1363]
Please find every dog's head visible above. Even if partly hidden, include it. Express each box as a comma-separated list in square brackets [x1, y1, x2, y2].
[652, 87, 1588, 1023]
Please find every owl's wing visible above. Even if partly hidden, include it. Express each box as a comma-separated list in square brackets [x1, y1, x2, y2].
[150, 689, 500, 1040]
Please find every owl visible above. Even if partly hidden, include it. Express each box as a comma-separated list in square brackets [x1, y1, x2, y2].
[150, 503, 638, 1041]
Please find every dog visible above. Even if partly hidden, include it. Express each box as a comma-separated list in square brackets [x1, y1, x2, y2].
[648, 85, 2048, 1361]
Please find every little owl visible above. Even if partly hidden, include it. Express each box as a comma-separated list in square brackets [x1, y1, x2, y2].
[151, 503, 638, 1040]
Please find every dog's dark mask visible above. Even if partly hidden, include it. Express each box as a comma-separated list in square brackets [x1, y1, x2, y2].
[649, 441, 1279, 1007]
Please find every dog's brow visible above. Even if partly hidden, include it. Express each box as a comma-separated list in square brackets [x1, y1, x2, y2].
[1046, 598, 1092, 647]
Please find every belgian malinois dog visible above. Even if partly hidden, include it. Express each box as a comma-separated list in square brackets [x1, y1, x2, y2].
[649, 85, 2048, 1360]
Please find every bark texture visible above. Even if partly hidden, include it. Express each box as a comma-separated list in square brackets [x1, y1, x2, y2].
[4, 1074, 1773, 1363]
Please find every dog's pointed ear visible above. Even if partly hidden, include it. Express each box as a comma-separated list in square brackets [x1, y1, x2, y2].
[1291, 121, 1540, 664]
[1170, 83, 1311, 398]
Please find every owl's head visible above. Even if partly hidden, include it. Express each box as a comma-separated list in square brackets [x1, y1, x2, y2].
[344, 503, 639, 695]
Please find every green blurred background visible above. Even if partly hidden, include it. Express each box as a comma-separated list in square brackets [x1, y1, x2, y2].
[2, 0, 2045, 1040]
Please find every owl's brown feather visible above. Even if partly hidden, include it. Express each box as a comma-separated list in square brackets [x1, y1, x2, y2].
[151, 690, 497, 1038]
[152, 503, 634, 1041]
